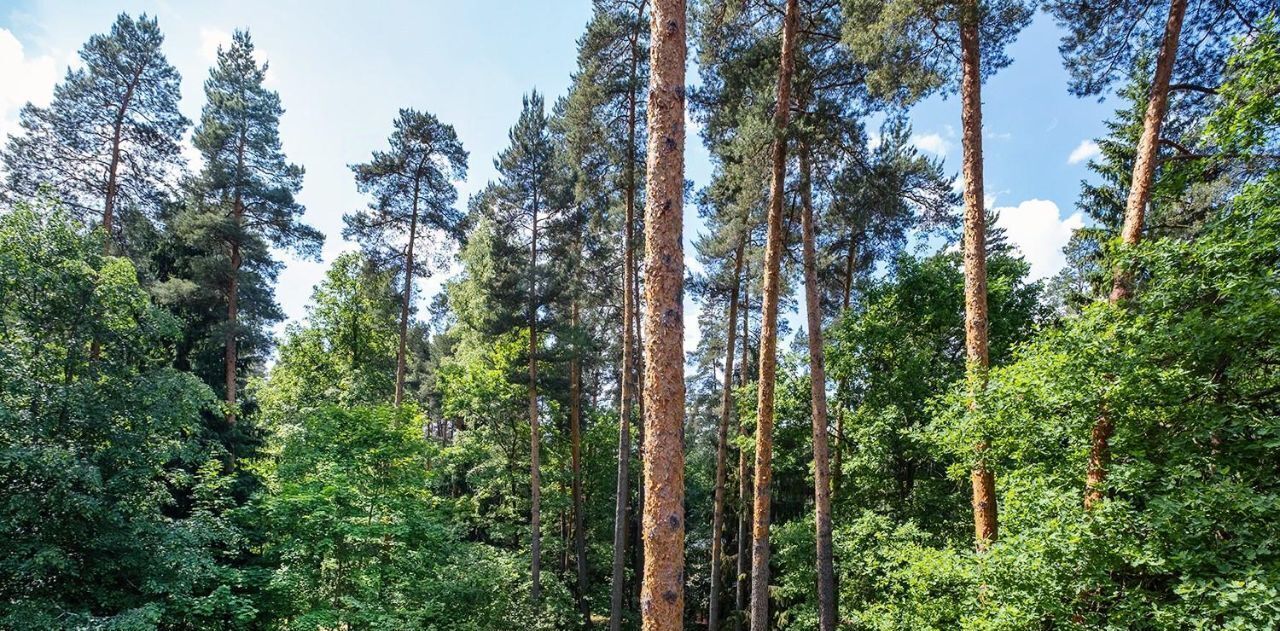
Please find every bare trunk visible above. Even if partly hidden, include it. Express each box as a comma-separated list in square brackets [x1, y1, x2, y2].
[710, 242, 744, 631]
[750, 1, 800, 627]
[639, 0, 686, 627]
[1088, 0, 1188, 508]
[571, 300, 591, 626]
[610, 15, 643, 629]
[530, 196, 542, 603]
[799, 143, 836, 630]
[832, 232, 856, 497]
[959, 0, 996, 550]
[734, 258, 752, 631]
[395, 184, 420, 406]
[1110, 0, 1188, 303]
[224, 235, 240, 426]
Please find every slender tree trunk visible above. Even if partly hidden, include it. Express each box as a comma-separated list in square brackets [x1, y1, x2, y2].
[710, 242, 744, 631]
[737, 257, 752, 629]
[750, 2, 800, 627]
[610, 18, 643, 630]
[571, 299, 591, 626]
[102, 67, 141, 255]
[1110, 0, 1188, 304]
[395, 185, 420, 406]
[225, 235, 240, 425]
[530, 197, 542, 603]
[1088, 0, 1188, 510]
[633, 241, 646, 612]
[832, 231, 856, 497]
[639, 0, 686, 627]
[798, 142, 836, 630]
[959, 0, 996, 550]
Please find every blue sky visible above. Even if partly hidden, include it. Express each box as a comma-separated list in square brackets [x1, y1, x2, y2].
[1, 1, 1114, 353]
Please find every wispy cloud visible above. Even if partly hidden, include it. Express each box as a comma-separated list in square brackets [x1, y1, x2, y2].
[911, 132, 950, 156]
[1067, 139, 1101, 165]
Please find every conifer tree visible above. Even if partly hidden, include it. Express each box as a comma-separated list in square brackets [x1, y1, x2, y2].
[842, 0, 1034, 550]
[188, 30, 321, 425]
[490, 90, 567, 602]
[345, 109, 467, 406]
[2, 13, 187, 256]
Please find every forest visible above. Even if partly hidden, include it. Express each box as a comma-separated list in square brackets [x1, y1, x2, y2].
[1, 0, 1278, 629]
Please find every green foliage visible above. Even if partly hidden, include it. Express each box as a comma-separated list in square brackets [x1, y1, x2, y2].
[258, 253, 400, 418]
[0, 204, 255, 629]
[256, 404, 572, 630]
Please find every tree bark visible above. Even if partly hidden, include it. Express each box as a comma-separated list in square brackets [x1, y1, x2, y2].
[639, 0, 686, 627]
[1110, 0, 1188, 304]
[750, 1, 800, 627]
[710, 242, 744, 631]
[395, 182, 420, 406]
[224, 131, 247, 427]
[959, 0, 996, 550]
[832, 230, 856, 497]
[529, 194, 542, 602]
[734, 257, 751, 631]
[799, 142, 836, 630]
[610, 13, 643, 629]
[571, 298, 590, 626]
[1089, 0, 1188, 510]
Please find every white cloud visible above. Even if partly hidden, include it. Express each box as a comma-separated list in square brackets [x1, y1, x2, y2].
[1067, 139, 1101, 165]
[0, 28, 59, 142]
[910, 132, 950, 156]
[993, 199, 1084, 281]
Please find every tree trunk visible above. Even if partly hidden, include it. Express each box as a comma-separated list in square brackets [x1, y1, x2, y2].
[798, 142, 837, 630]
[832, 231, 856, 497]
[1088, 0, 1188, 509]
[734, 257, 752, 631]
[750, 1, 800, 627]
[959, 0, 996, 550]
[1110, 0, 1188, 304]
[571, 299, 591, 626]
[529, 197, 542, 603]
[639, 0, 686, 627]
[609, 15, 643, 629]
[710, 242, 744, 631]
[395, 184, 420, 406]
[224, 236, 240, 426]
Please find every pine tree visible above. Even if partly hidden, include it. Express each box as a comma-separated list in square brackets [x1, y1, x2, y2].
[345, 109, 467, 406]
[2, 13, 188, 257]
[490, 90, 567, 603]
[842, 0, 1034, 550]
[188, 30, 321, 425]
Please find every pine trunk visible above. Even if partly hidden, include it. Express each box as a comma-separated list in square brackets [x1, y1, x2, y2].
[750, 1, 800, 627]
[799, 143, 837, 630]
[710, 242, 744, 631]
[734, 258, 752, 631]
[529, 197, 542, 602]
[609, 18, 643, 629]
[959, 0, 996, 550]
[395, 185, 420, 406]
[571, 300, 591, 626]
[639, 0, 686, 627]
[1088, 0, 1188, 509]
